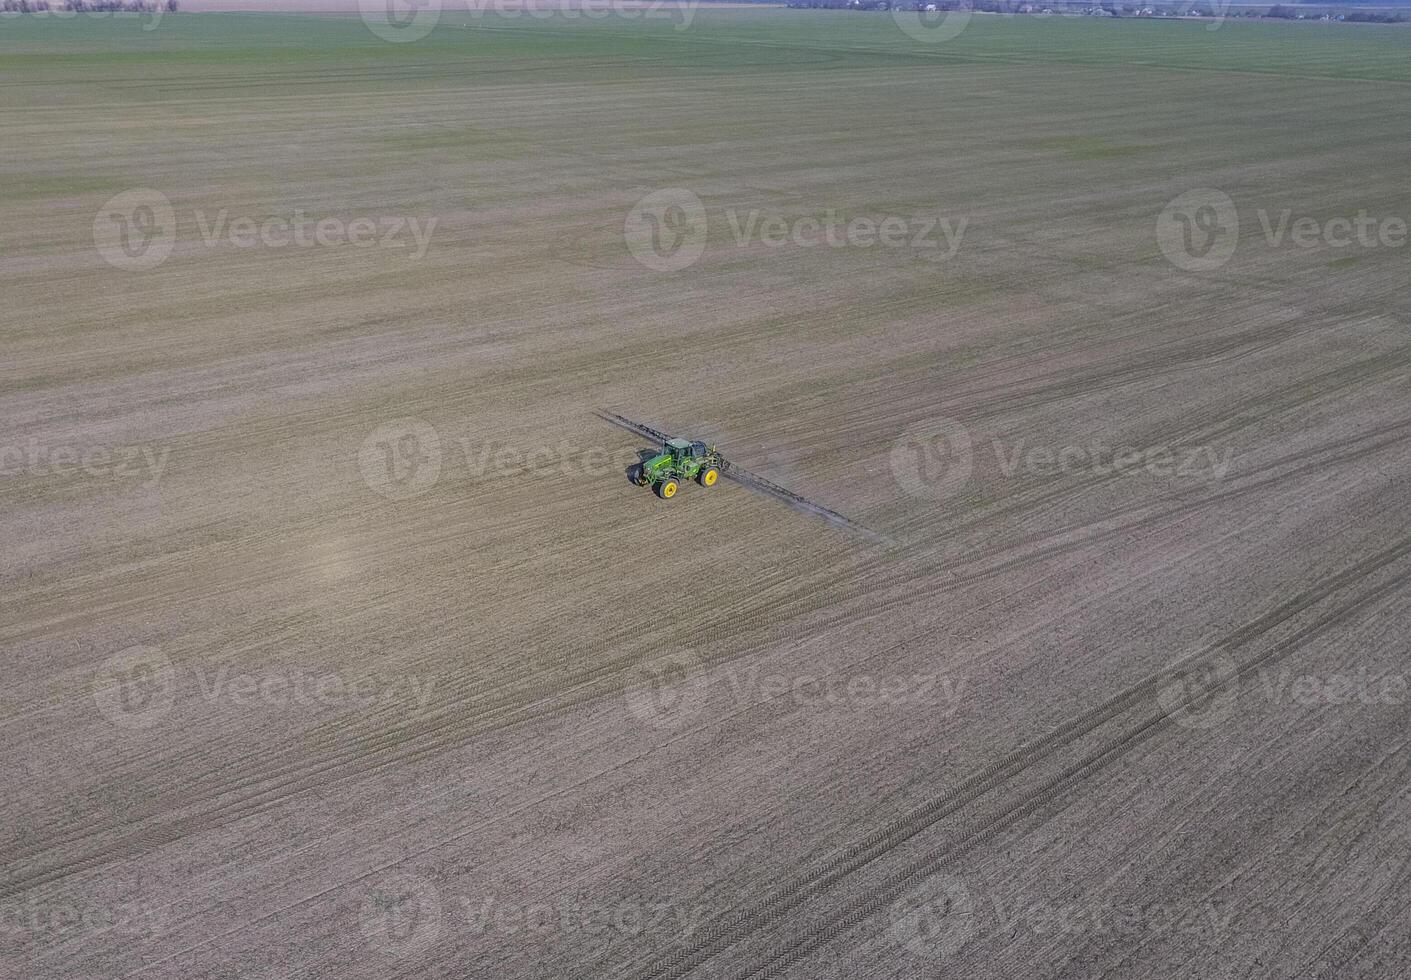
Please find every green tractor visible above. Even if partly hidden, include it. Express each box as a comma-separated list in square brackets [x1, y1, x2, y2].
[599, 410, 885, 542]
[632, 437, 724, 499]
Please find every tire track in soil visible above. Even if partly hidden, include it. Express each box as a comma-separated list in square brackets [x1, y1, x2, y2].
[1, 550, 894, 898]
[10, 377, 1405, 900]
[1072, 736, 1411, 980]
[937, 348, 1411, 542]
[18, 403, 1389, 900]
[938, 416, 1411, 568]
[620, 537, 1411, 980]
[727, 562, 1411, 980]
[19, 407, 1374, 896]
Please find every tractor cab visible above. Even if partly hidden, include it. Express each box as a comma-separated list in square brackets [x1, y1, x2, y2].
[666, 438, 692, 461]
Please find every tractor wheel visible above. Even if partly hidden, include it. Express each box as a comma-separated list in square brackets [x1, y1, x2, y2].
[629, 464, 648, 487]
[698, 466, 720, 488]
[656, 479, 679, 500]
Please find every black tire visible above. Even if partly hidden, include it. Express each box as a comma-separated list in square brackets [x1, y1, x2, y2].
[655, 479, 679, 499]
[698, 466, 720, 488]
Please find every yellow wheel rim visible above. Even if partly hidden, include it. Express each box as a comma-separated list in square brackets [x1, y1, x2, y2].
[704, 469, 717, 486]
[663, 482, 676, 497]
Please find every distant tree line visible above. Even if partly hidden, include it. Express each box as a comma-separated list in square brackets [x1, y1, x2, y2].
[786, 0, 1404, 20]
[1267, 2, 1403, 17]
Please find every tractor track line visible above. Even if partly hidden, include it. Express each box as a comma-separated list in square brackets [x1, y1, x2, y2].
[726, 561, 1411, 980]
[938, 415, 1411, 568]
[1, 557, 895, 897]
[142, 500, 1294, 980]
[621, 537, 1411, 980]
[1070, 734, 1411, 980]
[9, 418, 1383, 897]
[937, 354, 1411, 542]
[877, 419, 1411, 612]
[9, 427, 1399, 898]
